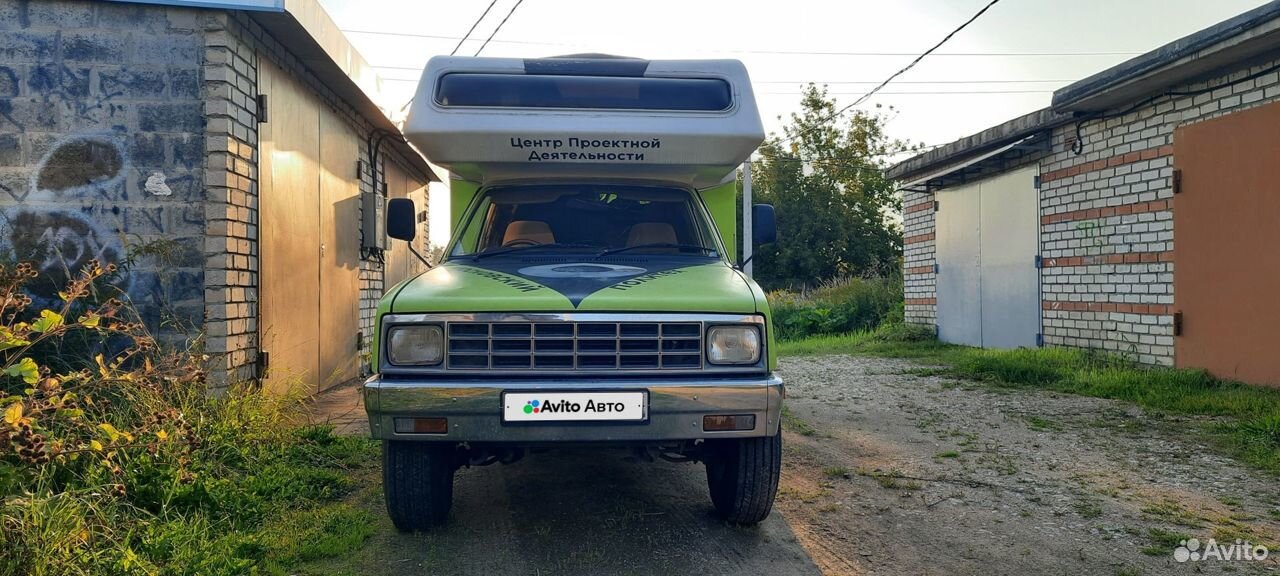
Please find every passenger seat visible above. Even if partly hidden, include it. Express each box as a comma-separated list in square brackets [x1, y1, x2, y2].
[625, 222, 677, 247]
[502, 220, 555, 245]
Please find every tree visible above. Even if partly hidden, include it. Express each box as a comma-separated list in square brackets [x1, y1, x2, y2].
[748, 85, 915, 290]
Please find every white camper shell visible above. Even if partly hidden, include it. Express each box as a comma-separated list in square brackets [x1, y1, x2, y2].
[403, 56, 764, 189]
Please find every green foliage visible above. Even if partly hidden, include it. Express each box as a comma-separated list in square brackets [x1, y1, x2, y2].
[0, 263, 378, 575]
[749, 85, 918, 290]
[769, 276, 903, 340]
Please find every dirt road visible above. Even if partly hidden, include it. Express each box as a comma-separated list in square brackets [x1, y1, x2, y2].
[307, 356, 1279, 575]
[778, 355, 1280, 576]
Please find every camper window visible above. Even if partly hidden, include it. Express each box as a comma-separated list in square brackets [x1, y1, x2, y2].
[450, 185, 722, 258]
[435, 74, 732, 112]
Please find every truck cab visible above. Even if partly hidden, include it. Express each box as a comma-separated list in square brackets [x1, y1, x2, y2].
[364, 55, 782, 531]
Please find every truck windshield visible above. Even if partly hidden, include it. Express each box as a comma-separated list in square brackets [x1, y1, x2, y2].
[450, 185, 723, 259]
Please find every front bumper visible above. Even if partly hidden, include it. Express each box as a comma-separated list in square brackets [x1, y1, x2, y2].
[362, 374, 784, 443]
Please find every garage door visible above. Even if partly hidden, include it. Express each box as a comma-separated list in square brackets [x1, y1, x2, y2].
[935, 166, 1040, 348]
[258, 59, 364, 394]
[1174, 101, 1280, 386]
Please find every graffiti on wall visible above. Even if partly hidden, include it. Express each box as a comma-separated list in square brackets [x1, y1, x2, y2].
[0, 134, 131, 300]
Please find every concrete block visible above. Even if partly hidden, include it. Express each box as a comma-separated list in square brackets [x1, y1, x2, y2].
[138, 102, 202, 133]
[62, 31, 126, 63]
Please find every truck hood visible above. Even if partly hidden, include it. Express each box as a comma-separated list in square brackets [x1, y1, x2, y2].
[389, 258, 760, 314]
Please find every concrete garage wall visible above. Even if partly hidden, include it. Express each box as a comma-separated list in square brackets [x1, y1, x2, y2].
[0, 1, 206, 343]
[1038, 55, 1280, 366]
[0, 0, 431, 389]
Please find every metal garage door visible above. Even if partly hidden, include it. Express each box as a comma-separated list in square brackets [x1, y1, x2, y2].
[259, 59, 364, 394]
[936, 181, 983, 346]
[936, 166, 1040, 348]
[1174, 101, 1280, 386]
[259, 59, 321, 395]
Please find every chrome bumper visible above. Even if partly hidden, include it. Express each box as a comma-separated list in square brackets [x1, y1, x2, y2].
[362, 374, 784, 443]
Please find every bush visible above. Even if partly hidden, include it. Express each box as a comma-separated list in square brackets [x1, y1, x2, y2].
[0, 262, 376, 575]
[769, 276, 902, 340]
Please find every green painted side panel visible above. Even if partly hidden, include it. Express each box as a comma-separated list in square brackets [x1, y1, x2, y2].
[575, 263, 755, 313]
[699, 182, 737, 263]
[450, 179, 481, 250]
[739, 272, 777, 370]
[389, 263, 573, 313]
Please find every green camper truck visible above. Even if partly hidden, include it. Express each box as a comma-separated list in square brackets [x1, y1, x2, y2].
[364, 56, 782, 531]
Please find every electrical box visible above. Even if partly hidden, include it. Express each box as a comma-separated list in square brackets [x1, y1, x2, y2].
[361, 192, 387, 250]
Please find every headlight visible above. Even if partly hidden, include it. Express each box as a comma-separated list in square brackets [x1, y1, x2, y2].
[387, 325, 444, 366]
[706, 325, 761, 365]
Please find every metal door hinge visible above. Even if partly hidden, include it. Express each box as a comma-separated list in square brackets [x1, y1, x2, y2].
[1033, 175, 1042, 189]
[933, 200, 940, 211]
[1172, 169, 1182, 194]
[1035, 255, 1043, 269]
[933, 263, 939, 274]
[1035, 333, 1044, 347]
[356, 330, 363, 352]
[256, 94, 268, 124]
[255, 351, 270, 379]
[1173, 311, 1183, 336]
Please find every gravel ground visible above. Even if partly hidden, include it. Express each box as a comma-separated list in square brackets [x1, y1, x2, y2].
[306, 355, 1280, 575]
[777, 355, 1280, 576]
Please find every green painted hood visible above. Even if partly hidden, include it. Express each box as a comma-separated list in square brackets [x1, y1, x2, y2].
[388, 259, 760, 314]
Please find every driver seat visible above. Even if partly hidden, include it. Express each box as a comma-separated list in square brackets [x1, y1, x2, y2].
[502, 220, 555, 245]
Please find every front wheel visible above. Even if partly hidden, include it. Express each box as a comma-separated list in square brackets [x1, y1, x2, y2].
[382, 441, 456, 532]
[704, 434, 782, 525]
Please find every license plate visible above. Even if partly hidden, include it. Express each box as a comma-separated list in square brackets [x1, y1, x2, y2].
[503, 391, 647, 422]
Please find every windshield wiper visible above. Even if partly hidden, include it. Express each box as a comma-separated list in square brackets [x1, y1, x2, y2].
[470, 243, 599, 261]
[595, 243, 718, 257]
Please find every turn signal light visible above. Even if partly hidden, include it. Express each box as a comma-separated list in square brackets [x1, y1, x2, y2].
[394, 417, 449, 434]
[703, 414, 756, 431]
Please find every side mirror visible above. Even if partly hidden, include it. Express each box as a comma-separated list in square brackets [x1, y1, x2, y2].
[386, 198, 416, 241]
[752, 204, 776, 245]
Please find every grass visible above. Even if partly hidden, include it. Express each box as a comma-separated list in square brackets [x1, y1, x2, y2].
[781, 405, 817, 437]
[822, 466, 851, 479]
[1024, 415, 1063, 432]
[934, 450, 960, 459]
[777, 326, 1280, 473]
[857, 468, 923, 491]
[1144, 527, 1190, 556]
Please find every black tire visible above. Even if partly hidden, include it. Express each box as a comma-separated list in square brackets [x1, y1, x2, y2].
[382, 441, 456, 532]
[705, 433, 782, 525]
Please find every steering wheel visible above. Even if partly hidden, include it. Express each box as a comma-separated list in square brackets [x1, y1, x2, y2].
[502, 238, 542, 248]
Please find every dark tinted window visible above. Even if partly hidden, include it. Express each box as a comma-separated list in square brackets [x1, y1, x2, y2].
[436, 74, 732, 111]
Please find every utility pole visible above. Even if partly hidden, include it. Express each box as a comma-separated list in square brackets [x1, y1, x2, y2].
[742, 160, 753, 278]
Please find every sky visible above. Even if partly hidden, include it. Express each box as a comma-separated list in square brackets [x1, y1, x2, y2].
[315, 0, 1271, 244]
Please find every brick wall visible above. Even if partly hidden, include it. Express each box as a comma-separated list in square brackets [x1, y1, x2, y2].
[0, 0, 206, 343]
[1038, 57, 1280, 366]
[201, 10, 257, 386]
[902, 190, 936, 326]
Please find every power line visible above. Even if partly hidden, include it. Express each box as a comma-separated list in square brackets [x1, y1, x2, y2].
[450, 0, 499, 56]
[779, 0, 1004, 145]
[474, 0, 525, 56]
[342, 28, 1139, 58]
[396, 0, 500, 114]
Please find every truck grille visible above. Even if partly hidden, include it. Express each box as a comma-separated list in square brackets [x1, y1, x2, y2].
[445, 321, 703, 371]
